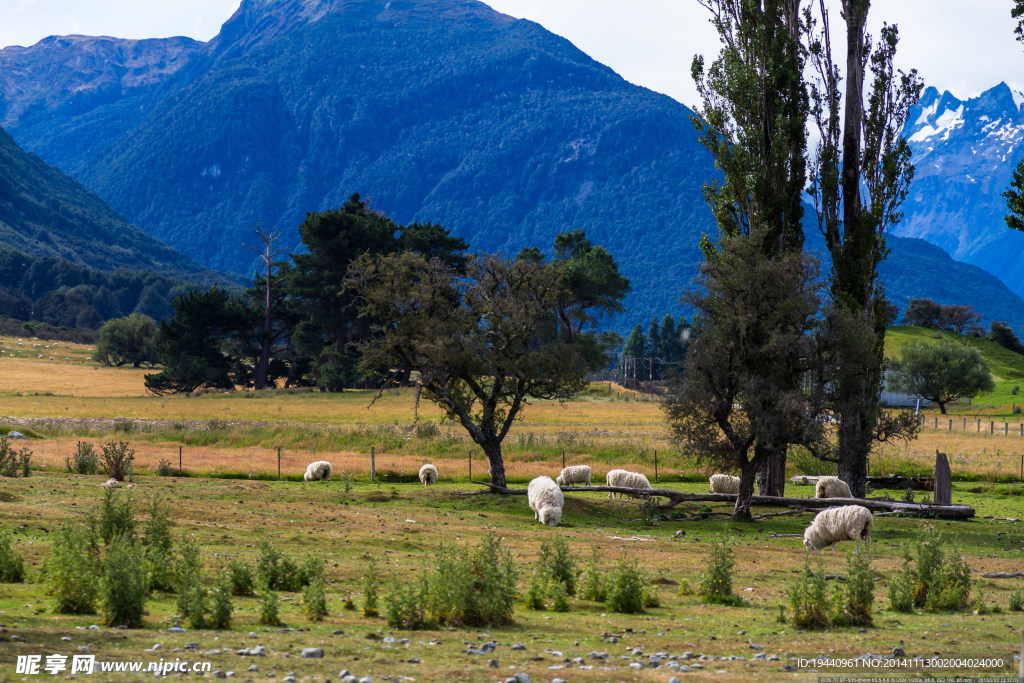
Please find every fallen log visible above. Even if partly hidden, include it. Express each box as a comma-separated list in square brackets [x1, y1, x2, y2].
[470, 481, 975, 519]
[791, 475, 935, 491]
[980, 572, 1024, 579]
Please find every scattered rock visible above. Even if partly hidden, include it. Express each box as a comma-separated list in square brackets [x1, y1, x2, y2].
[248, 665, 259, 672]
[167, 626, 186, 633]
[60, 637, 72, 642]
[212, 672, 227, 679]
[892, 647, 905, 657]
[8, 432, 26, 439]
[407, 658, 419, 664]
[511, 643, 526, 651]
[488, 659, 499, 668]
[301, 647, 324, 658]
[749, 643, 762, 650]
[669, 678, 681, 683]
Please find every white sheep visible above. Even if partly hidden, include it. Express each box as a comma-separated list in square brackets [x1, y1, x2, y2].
[709, 473, 740, 494]
[303, 460, 333, 482]
[815, 476, 852, 499]
[418, 463, 438, 486]
[605, 469, 651, 499]
[803, 505, 873, 551]
[527, 476, 564, 526]
[555, 465, 591, 487]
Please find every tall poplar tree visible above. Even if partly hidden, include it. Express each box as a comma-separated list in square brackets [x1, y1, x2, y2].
[806, 0, 922, 495]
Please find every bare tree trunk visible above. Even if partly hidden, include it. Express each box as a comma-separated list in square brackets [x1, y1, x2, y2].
[481, 440, 507, 489]
[733, 462, 758, 520]
[756, 446, 787, 497]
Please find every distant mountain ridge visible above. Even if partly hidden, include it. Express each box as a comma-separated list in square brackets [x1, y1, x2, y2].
[898, 82, 1024, 298]
[0, 0, 1022, 330]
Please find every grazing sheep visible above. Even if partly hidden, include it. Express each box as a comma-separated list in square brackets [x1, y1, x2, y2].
[605, 469, 651, 499]
[709, 473, 740, 494]
[418, 463, 438, 486]
[815, 476, 852, 499]
[803, 505, 873, 551]
[527, 476, 564, 526]
[555, 465, 592, 487]
[303, 460, 333, 482]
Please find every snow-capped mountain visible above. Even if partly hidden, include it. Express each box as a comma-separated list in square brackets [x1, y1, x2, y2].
[898, 82, 1024, 298]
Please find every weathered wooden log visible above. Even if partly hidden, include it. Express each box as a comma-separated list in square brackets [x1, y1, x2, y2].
[793, 475, 935, 491]
[981, 572, 1024, 579]
[470, 481, 975, 519]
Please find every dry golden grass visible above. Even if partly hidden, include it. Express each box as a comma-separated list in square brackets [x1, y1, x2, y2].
[0, 336, 147, 397]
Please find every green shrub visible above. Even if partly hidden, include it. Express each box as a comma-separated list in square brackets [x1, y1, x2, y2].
[0, 528, 26, 583]
[0, 436, 31, 478]
[549, 580, 570, 612]
[100, 441, 135, 481]
[362, 558, 381, 617]
[842, 544, 875, 627]
[182, 582, 209, 629]
[1009, 589, 1023, 612]
[49, 524, 101, 614]
[256, 539, 306, 592]
[580, 547, 606, 602]
[259, 585, 283, 626]
[100, 535, 148, 627]
[303, 576, 328, 622]
[65, 441, 99, 475]
[537, 536, 579, 596]
[98, 489, 135, 544]
[227, 560, 255, 596]
[340, 472, 355, 493]
[156, 458, 175, 476]
[788, 559, 837, 629]
[386, 534, 518, 629]
[699, 535, 741, 606]
[210, 573, 233, 630]
[607, 558, 647, 614]
[888, 526, 972, 613]
[643, 584, 660, 608]
[175, 535, 203, 617]
[525, 571, 547, 610]
[142, 496, 175, 591]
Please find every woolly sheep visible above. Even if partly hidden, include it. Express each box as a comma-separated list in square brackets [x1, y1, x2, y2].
[815, 476, 852, 499]
[303, 460, 333, 482]
[418, 463, 438, 486]
[527, 476, 564, 526]
[803, 505, 873, 551]
[555, 465, 592, 487]
[709, 473, 740, 494]
[605, 469, 651, 499]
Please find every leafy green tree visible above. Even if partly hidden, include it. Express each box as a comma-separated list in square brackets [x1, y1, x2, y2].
[144, 288, 252, 395]
[888, 339, 995, 415]
[806, 1, 923, 496]
[93, 314, 159, 368]
[988, 321, 1024, 356]
[902, 298, 942, 329]
[663, 231, 823, 519]
[350, 252, 589, 488]
[691, 0, 810, 497]
[647, 318, 661, 379]
[620, 324, 646, 387]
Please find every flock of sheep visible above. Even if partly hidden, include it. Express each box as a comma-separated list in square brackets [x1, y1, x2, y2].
[302, 460, 871, 552]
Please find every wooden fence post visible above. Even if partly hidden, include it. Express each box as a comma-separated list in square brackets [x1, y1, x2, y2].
[277, 447, 281, 480]
[991, 421, 995, 435]
[179, 445, 183, 476]
[934, 450, 951, 506]
[371, 447, 376, 482]
[654, 450, 658, 482]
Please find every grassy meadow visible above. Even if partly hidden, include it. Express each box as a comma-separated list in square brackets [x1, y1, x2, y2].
[1, 334, 1023, 681]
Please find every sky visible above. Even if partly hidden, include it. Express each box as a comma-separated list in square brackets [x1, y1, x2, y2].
[2, 0, 1023, 110]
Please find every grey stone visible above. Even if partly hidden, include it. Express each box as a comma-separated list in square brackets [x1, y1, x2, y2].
[358, 678, 373, 683]
[88, 625, 100, 630]
[383, 636, 396, 644]
[482, 641, 498, 653]
[248, 665, 259, 672]
[167, 626, 186, 633]
[338, 670, 350, 678]
[511, 643, 526, 651]
[552, 679, 568, 683]
[301, 647, 324, 658]
[664, 661, 679, 669]
[60, 637, 72, 642]
[669, 678, 681, 683]
[213, 672, 227, 680]
[892, 647, 905, 657]
[782, 664, 796, 672]
[407, 658, 419, 664]
[488, 659, 499, 668]
[249, 632, 258, 638]
[749, 643, 762, 651]
[341, 677, 357, 683]
[7, 431, 26, 439]
[206, 649, 223, 655]
[185, 643, 200, 651]
[753, 652, 767, 660]
[629, 662, 644, 670]
[680, 665, 691, 672]
[513, 674, 532, 683]
[681, 652, 695, 660]
[587, 651, 608, 660]
[767, 655, 781, 661]
[282, 676, 296, 683]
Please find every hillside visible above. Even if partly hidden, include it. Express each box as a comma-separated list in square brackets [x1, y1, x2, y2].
[885, 325, 1024, 409]
[0, 0, 1022, 330]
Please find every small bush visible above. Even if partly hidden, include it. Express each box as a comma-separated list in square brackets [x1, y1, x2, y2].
[788, 559, 836, 630]
[141, 496, 175, 591]
[643, 584, 660, 608]
[385, 534, 518, 629]
[304, 575, 328, 622]
[1013, 385, 1020, 395]
[175, 535, 203, 618]
[677, 579, 693, 596]
[362, 558, 380, 617]
[525, 572, 547, 610]
[227, 560, 255, 596]
[49, 523, 101, 614]
[259, 585, 283, 626]
[100, 535, 148, 628]
[536, 536, 579, 596]
[100, 441, 135, 481]
[887, 557, 916, 613]
[842, 544, 875, 627]
[210, 573, 233, 629]
[340, 472, 355, 493]
[1008, 589, 1023, 612]
[888, 526, 972, 613]
[98, 489, 135, 544]
[607, 558, 647, 614]
[0, 436, 32, 478]
[580, 547, 606, 602]
[256, 540, 306, 592]
[699, 535, 741, 606]
[65, 441, 99, 475]
[0, 528, 26, 583]
[156, 458, 175, 476]
[549, 580, 570, 612]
